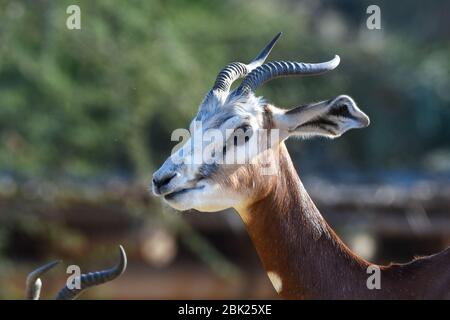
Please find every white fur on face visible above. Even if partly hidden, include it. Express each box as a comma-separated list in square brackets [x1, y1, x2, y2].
[157, 94, 270, 213]
[162, 179, 247, 212]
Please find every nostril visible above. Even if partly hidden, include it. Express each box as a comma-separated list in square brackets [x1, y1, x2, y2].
[153, 173, 177, 189]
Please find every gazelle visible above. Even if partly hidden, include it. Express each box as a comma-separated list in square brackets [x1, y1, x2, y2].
[24, 245, 126, 300]
[152, 33, 450, 299]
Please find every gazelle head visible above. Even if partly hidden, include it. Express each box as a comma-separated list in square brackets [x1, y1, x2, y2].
[152, 33, 369, 212]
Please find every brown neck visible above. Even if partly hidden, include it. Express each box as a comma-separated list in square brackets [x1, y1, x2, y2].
[236, 143, 372, 299]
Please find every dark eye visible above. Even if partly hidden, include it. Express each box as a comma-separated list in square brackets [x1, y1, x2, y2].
[222, 125, 253, 155]
[233, 125, 252, 146]
[240, 125, 251, 133]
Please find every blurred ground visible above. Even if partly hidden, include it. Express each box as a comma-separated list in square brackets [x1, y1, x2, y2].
[1, 176, 449, 299]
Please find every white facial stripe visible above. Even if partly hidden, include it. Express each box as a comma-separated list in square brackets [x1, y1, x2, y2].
[267, 271, 283, 294]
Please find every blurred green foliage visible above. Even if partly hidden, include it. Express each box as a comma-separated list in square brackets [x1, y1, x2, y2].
[0, 0, 449, 180]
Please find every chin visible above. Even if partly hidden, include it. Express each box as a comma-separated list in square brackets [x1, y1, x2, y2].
[162, 186, 235, 213]
[163, 196, 193, 211]
[163, 195, 224, 212]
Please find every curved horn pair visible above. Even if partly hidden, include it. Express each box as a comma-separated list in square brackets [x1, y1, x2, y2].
[25, 245, 127, 300]
[212, 32, 282, 92]
[203, 32, 282, 102]
[207, 33, 340, 100]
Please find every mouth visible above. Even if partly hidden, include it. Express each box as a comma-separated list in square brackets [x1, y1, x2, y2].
[163, 185, 205, 201]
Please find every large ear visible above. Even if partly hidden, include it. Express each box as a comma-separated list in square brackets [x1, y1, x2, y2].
[272, 95, 370, 139]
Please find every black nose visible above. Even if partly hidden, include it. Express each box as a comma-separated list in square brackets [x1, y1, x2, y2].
[152, 172, 177, 190]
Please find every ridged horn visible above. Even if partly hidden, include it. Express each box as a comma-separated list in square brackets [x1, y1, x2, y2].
[234, 55, 340, 95]
[25, 260, 60, 300]
[55, 245, 127, 300]
[204, 32, 282, 102]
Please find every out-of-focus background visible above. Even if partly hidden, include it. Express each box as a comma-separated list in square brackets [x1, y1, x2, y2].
[1, 0, 449, 299]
